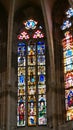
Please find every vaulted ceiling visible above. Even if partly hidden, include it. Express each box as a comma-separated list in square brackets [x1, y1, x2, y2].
[0, 0, 56, 13]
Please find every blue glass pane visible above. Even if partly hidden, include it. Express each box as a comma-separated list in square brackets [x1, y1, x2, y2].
[18, 43, 26, 46]
[18, 47, 26, 56]
[18, 96, 25, 103]
[19, 74, 25, 84]
[18, 56, 26, 66]
[64, 56, 73, 66]
[37, 45, 45, 55]
[28, 116, 36, 126]
[38, 95, 46, 102]
[66, 8, 73, 18]
[64, 50, 73, 58]
[38, 56, 45, 65]
[64, 64, 73, 73]
[39, 74, 45, 82]
[67, 90, 73, 107]
[37, 41, 45, 45]
[61, 20, 72, 30]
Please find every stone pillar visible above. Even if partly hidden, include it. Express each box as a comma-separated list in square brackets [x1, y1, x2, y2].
[68, 0, 73, 8]
[7, 0, 15, 85]
[40, 0, 57, 129]
[7, 0, 15, 130]
[55, 43, 63, 125]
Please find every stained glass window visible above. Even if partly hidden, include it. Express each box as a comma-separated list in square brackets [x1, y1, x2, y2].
[17, 19, 47, 126]
[61, 5, 73, 121]
[62, 31, 73, 121]
[66, 8, 73, 18]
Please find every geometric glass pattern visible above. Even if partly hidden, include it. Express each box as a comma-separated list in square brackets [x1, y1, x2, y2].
[17, 19, 47, 126]
[61, 20, 72, 30]
[66, 8, 73, 18]
[62, 31, 73, 121]
[23, 19, 37, 30]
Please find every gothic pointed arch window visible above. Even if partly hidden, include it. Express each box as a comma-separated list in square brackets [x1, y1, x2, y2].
[17, 18, 47, 126]
[61, 7, 73, 121]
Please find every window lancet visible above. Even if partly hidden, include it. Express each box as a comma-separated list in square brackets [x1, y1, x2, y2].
[17, 19, 47, 126]
[61, 7, 73, 121]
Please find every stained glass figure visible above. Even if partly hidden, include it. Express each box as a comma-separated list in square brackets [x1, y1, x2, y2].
[38, 101, 47, 125]
[17, 102, 25, 126]
[28, 102, 36, 116]
[28, 55, 36, 65]
[17, 19, 47, 126]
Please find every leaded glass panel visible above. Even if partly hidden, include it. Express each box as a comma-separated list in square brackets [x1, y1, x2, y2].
[17, 19, 47, 126]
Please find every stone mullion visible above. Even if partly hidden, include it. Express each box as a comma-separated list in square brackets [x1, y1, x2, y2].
[57, 43, 63, 125]
[40, 0, 57, 129]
